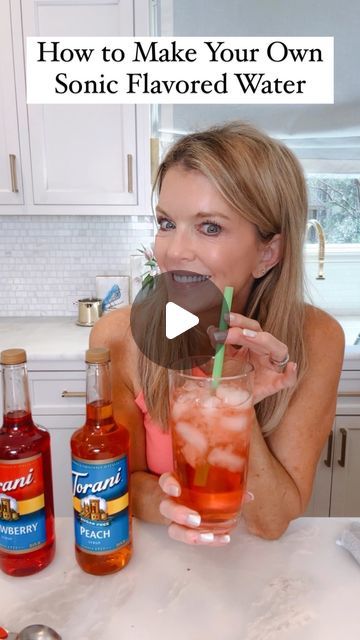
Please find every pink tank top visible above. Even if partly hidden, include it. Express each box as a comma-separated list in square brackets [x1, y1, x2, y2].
[134, 391, 173, 475]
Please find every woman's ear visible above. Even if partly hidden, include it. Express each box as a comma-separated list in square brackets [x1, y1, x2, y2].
[252, 234, 283, 278]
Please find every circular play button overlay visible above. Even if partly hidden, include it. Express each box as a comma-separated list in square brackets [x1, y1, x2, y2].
[130, 271, 231, 370]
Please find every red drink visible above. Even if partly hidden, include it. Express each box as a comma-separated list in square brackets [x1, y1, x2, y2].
[169, 358, 254, 534]
[0, 349, 55, 576]
[71, 348, 132, 575]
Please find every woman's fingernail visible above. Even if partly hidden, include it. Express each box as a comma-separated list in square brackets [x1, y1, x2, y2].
[219, 534, 231, 544]
[247, 491, 255, 502]
[207, 324, 215, 335]
[186, 513, 201, 527]
[213, 331, 227, 342]
[197, 532, 215, 543]
[167, 484, 181, 497]
[223, 313, 230, 323]
[243, 328, 257, 338]
[293, 363, 298, 371]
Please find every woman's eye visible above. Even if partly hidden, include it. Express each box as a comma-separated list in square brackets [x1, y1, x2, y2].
[157, 217, 175, 231]
[201, 221, 222, 235]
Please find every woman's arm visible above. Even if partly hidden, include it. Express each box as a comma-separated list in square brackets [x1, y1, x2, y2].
[242, 308, 345, 538]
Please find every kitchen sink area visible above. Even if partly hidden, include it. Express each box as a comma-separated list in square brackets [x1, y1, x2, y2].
[336, 316, 360, 347]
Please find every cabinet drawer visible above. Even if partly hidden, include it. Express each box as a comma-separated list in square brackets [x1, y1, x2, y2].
[337, 370, 360, 414]
[29, 371, 86, 415]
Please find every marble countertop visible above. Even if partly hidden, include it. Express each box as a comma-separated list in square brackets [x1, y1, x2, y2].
[0, 315, 359, 365]
[0, 317, 91, 361]
[1, 517, 360, 640]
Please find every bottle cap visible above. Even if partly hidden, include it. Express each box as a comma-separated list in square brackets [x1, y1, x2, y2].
[85, 347, 110, 364]
[0, 348, 27, 365]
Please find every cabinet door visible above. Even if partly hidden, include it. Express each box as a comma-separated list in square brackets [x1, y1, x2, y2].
[0, 0, 23, 205]
[330, 416, 360, 516]
[33, 414, 83, 518]
[28, 370, 86, 416]
[21, 0, 138, 206]
[303, 430, 333, 517]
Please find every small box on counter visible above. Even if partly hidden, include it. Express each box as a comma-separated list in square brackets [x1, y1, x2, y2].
[95, 276, 129, 313]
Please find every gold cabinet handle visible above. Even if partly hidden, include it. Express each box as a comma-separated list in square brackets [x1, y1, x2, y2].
[337, 428, 347, 467]
[338, 392, 360, 397]
[61, 391, 86, 398]
[150, 137, 159, 184]
[9, 154, 19, 192]
[324, 431, 333, 467]
[127, 154, 133, 193]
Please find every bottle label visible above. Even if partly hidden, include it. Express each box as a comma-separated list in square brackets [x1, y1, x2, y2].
[72, 455, 130, 554]
[0, 454, 47, 554]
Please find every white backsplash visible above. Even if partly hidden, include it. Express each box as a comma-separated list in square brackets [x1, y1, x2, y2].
[0, 216, 359, 318]
[0, 215, 154, 316]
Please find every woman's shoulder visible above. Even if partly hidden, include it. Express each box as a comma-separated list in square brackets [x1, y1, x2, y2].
[89, 305, 132, 349]
[304, 304, 345, 361]
[90, 305, 139, 390]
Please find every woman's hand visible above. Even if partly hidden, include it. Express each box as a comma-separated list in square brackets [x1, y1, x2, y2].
[208, 312, 298, 405]
[158, 472, 253, 546]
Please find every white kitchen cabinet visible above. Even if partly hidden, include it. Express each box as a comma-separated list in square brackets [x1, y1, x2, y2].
[0, 0, 151, 215]
[0, 0, 23, 205]
[305, 367, 360, 517]
[303, 431, 334, 517]
[330, 416, 360, 515]
[29, 367, 86, 518]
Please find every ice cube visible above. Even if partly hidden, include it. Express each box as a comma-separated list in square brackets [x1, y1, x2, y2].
[181, 443, 203, 468]
[200, 395, 221, 410]
[171, 392, 197, 421]
[183, 380, 200, 391]
[215, 385, 250, 406]
[221, 413, 249, 432]
[175, 421, 208, 455]
[208, 446, 245, 472]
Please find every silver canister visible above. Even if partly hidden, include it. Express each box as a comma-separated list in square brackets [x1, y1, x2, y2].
[76, 298, 103, 326]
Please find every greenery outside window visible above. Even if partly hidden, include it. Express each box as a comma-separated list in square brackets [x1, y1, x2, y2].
[306, 175, 360, 256]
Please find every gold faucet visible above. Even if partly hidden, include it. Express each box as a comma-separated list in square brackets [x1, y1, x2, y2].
[306, 219, 325, 280]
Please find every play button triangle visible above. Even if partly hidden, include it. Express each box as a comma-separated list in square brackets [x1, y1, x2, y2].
[165, 302, 199, 339]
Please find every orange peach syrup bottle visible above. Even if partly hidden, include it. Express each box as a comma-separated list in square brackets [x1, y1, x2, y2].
[0, 348, 56, 576]
[71, 347, 132, 575]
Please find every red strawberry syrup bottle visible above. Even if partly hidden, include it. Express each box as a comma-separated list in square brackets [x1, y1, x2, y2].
[0, 349, 55, 576]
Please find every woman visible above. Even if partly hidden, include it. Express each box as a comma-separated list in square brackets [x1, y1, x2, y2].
[90, 122, 344, 544]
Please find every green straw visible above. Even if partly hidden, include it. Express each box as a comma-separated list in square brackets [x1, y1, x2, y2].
[211, 286, 234, 389]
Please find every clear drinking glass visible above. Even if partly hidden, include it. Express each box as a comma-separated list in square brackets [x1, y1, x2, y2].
[169, 356, 254, 535]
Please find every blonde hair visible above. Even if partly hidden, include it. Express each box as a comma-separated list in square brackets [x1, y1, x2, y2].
[138, 121, 308, 436]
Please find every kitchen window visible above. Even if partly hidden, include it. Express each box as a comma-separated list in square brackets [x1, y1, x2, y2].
[306, 174, 360, 247]
[154, 129, 360, 248]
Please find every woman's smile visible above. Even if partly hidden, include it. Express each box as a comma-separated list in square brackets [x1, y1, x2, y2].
[154, 165, 264, 313]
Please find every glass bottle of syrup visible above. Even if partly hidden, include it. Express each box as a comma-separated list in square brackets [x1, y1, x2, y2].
[0, 349, 55, 576]
[71, 347, 132, 575]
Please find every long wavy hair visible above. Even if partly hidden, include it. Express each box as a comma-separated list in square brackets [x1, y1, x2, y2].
[138, 121, 308, 436]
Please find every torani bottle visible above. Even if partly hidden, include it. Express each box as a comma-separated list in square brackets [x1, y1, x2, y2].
[71, 347, 132, 575]
[0, 349, 56, 576]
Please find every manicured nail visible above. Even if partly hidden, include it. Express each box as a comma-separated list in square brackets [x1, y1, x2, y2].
[186, 513, 201, 527]
[167, 484, 181, 497]
[197, 532, 215, 543]
[213, 331, 227, 342]
[247, 491, 255, 502]
[243, 328, 257, 338]
[206, 324, 215, 335]
[219, 534, 231, 544]
[223, 313, 230, 323]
